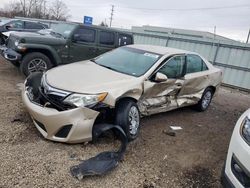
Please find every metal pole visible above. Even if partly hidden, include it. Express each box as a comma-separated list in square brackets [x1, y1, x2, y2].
[246, 28, 250, 44]
[109, 5, 114, 27]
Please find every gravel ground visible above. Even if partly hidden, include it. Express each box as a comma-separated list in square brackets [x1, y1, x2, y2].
[0, 57, 250, 188]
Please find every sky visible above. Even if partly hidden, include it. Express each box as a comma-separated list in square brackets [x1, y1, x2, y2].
[1, 0, 250, 42]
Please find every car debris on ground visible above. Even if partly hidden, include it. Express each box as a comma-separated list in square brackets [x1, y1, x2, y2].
[70, 124, 128, 180]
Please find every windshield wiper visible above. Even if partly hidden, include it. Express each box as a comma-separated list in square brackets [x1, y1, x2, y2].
[97, 63, 117, 72]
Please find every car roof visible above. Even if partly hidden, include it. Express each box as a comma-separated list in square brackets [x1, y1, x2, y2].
[126, 44, 193, 55]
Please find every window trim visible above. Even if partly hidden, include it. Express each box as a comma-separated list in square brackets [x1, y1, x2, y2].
[98, 30, 115, 46]
[149, 54, 186, 81]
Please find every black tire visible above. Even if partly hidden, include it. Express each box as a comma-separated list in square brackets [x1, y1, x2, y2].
[10, 61, 20, 67]
[20, 52, 53, 76]
[115, 99, 140, 141]
[195, 87, 214, 112]
[0, 36, 4, 45]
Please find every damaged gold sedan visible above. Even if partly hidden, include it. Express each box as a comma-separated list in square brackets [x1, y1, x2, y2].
[22, 44, 222, 143]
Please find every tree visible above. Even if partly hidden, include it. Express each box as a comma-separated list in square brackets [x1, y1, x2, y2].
[0, 0, 71, 21]
[99, 21, 108, 27]
[49, 0, 70, 21]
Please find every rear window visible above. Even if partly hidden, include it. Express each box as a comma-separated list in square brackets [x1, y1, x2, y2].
[99, 31, 115, 45]
[186, 55, 208, 74]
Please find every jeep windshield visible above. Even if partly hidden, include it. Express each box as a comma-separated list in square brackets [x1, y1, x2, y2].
[93, 47, 162, 77]
[49, 23, 76, 38]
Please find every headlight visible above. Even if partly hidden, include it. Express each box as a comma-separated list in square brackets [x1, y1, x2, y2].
[63, 93, 108, 107]
[241, 117, 250, 144]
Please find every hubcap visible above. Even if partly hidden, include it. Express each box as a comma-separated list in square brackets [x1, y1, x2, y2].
[128, 106, 140, 135]
[28, 58, 47, 74]
[202, 91, 212, 109]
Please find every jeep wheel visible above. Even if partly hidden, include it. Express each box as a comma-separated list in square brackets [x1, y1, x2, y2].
[115, 100, 140, 141]
[20, 52, 53, 76]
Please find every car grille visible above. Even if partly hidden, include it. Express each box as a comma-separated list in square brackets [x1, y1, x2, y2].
[39, 76, 75, 111]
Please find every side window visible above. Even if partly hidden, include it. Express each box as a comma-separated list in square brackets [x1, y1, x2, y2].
[99, 31, 115, 45]
[158, 56, 185, 78]
[186, 55, 208, 74]
[118, 34, 133, 46]
[74, 28, 96, 43]
[25, 22, 44, 29]
[8, 20, 24, 29]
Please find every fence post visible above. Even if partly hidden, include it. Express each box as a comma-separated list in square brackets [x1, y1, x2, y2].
[213, 43, 220, 64]
[165, 37, 170, 47]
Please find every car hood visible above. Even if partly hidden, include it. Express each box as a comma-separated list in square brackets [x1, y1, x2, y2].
[10, 31, 66, 45]
[45, 60, 137, 94]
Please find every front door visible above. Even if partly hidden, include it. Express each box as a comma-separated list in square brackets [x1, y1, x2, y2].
[139, 55, 186, 116]
[69, 27, 98, 63]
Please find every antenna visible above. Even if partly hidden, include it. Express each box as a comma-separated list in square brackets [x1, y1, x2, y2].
[109, 5, 114, 27]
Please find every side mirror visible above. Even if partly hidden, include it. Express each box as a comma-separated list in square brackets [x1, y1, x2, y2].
[154, 72, 168, 82]
[5, 25, 11, 30]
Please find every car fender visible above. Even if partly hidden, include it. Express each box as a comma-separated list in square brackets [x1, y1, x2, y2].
[22, 44, 62, 65]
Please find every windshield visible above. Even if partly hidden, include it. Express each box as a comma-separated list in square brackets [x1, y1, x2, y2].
[50, 23, 76, 38]
[0, 19, 11, 26]
[94, 47, 162, 77]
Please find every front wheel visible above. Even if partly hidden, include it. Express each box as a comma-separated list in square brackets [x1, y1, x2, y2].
[195, 88, 214, 111]
[20, 52, 53, 76]
[115, 100, 140, 141]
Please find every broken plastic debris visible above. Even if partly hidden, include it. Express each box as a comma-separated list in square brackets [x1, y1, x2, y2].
[70, 124, 128, 180]
[170, 126, 182, 131]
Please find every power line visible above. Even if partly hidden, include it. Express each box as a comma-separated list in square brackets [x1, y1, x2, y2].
[109, 5, 114, 27]
[117, 4, 250, 11]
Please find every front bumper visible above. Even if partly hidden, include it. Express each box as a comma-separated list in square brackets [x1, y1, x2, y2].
[224, 109, 250, 188]
[0, 45, 21, 62]
[22, 87, 100, 143]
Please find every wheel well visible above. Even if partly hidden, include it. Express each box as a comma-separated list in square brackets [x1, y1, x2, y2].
[23, 49, 57, 66]
[207, 86, 216, 94]
[115, 97, 137, 108]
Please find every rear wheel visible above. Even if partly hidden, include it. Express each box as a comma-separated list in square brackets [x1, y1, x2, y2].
[195, 88, 214, 111]
[115, 100, 140, 141]
[20, 52, 53, 76]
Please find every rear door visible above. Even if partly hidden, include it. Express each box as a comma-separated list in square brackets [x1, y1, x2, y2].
[177, 54, 210, 106]
[69, 26, 98, 63]
[140, 55, 186, 115]
[97, 30, 115, 55]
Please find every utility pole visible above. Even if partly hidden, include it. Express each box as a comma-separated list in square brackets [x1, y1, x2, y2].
[109, 5, 114, 27]
[213, 26, 216, 40]
[246, 28, 250, 44]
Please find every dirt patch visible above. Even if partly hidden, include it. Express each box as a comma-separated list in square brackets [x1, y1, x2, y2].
[0, 57, 250, 187]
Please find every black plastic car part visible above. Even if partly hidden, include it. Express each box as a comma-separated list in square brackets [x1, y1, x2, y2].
[70, 124, 128, 180]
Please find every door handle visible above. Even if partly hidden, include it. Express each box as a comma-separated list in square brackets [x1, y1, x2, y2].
[176, 83, 182, 87]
